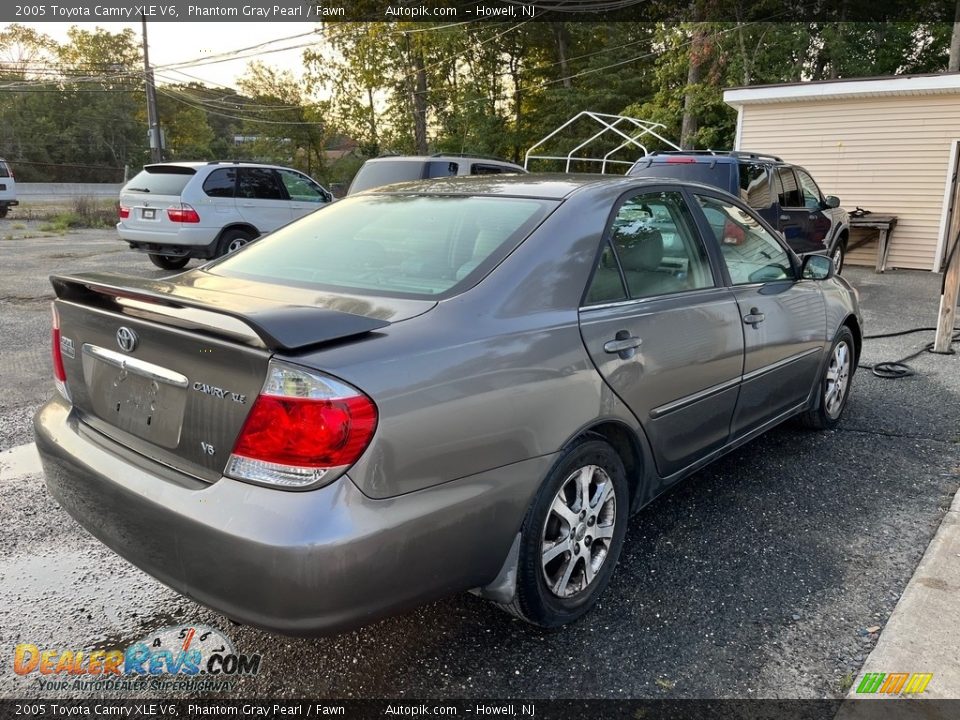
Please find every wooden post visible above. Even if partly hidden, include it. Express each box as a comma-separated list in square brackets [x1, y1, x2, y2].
[934, 233, 960, 352]
[935, 159, 960, 353]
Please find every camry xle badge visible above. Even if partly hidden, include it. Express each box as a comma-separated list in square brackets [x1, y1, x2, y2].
[116, 327, 138, 353]
[192, 381, 247, 404]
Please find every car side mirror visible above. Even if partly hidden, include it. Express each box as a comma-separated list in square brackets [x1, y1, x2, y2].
[801, 253, 834, 280]
[823, 195, 840, 209]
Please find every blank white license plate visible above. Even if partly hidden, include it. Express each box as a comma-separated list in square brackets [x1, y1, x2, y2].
[141, 208, 156, 220]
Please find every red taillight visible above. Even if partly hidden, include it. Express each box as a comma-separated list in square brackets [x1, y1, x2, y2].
[51, 304, 70, 401]
[118, 205, 130, 219]
[665, 157, 698, 163]
[226, 362, 377, 489]
[167, 203, 200, 223]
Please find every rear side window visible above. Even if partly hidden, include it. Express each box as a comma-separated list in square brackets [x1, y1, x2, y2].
[595, 191, 713, 301]
[202, 168, 236, 198]
[209, 195, 556, 298]
[471, 163, 508, 175]
[0, 161, 9, 178]
[774, 168, 803, 208]
[237, 168, 285, 200]
[123, 167, 195, 196]
[737, 162, 773, 208]
[425, 161, 458, 178]
[628, 160, 735, 191]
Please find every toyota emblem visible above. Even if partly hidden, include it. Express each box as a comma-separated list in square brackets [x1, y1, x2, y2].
[116, 327, 139, 353]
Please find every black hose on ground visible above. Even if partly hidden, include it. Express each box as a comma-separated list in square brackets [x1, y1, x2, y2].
[860, 326, 958, 379]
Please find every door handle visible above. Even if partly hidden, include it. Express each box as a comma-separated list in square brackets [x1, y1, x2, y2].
[241, 203, 255, 207]
[780, 214, 790, 221]
[604, 332, 642, 359]
[808, 214, 818, 220]
[743, 307, 765, 328]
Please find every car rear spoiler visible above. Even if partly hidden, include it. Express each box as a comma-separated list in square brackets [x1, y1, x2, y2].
[50, 273, 390, 353]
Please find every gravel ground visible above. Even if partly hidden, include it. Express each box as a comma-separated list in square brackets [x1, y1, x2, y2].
[1, 229, 958, 700]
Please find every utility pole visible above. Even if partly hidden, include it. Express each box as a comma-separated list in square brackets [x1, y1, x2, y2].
[141, 17, 163, 163]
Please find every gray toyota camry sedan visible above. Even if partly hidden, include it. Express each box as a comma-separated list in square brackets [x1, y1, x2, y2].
[35, 174, 861, 635]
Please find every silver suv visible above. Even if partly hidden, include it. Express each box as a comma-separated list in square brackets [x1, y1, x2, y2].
[0, 158, 18, 218]
[118, 161, 333, 270]
[346, 154, 525, 195]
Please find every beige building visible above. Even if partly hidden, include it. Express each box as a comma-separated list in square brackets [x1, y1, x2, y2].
[724, 74, 960, 271]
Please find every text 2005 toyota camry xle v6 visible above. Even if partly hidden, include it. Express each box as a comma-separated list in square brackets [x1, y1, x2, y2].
[35, 175, 861, 635]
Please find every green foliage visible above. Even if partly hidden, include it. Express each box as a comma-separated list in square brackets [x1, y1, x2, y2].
[0, 20, 954, 185]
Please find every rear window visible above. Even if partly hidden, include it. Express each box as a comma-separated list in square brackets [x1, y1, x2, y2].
[349, 161, 424, 194]
[207, 194, 556, 299]
[0, 161, 9, 178]
[123, 166, 195, 196]
[629, 160, 734, 191]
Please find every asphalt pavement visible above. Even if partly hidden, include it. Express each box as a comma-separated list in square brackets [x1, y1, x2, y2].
[1, 224, 958, 700]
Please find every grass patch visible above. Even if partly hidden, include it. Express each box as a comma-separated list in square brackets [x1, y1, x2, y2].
[11, 222, 25, 229]
[36, 195, 116, 231]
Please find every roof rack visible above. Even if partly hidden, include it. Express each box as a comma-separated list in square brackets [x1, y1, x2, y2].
[643, 149, 785, 162]
[524, 111, 682, 174]
[430, 152, 518, 165]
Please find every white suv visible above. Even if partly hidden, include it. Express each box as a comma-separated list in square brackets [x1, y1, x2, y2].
[0, 158, 18, 218]
[118, 161, 333, 269]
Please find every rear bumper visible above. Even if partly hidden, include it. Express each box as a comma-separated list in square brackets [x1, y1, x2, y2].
[34, 399, 547, 635]
[117, 224, 219, 255]
[0, 199, 18, 207]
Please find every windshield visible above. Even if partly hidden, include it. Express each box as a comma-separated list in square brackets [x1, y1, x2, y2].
[208, 194, 557, 299]
[123, 167, 195, 195]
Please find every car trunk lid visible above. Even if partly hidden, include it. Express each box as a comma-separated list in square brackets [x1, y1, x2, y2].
[51, 271, 431, 482]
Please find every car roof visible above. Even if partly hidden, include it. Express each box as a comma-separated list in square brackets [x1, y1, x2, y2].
[142, 161, 299, 171]
[365, 155, 522, 166]
[359, 173, 717, 200]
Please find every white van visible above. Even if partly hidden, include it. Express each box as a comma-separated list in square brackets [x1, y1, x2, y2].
[0, 159, 18, 218]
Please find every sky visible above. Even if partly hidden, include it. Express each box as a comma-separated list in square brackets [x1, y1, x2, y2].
[0, 21, 322, 88]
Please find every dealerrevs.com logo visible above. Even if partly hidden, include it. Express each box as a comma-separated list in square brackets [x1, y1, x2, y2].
[13, 625, 262, 693]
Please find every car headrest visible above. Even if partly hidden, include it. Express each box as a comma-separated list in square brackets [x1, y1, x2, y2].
[618, 229, 663, 271]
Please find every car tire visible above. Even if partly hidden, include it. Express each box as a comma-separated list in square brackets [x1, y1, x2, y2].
[148, 253, 190, 270]
[0, 208, 7, 219]
[501, 438, 629, 628]
[800, 326, 855, 430]
[217, 228, 256, 257]
[831, 240, 845, 274]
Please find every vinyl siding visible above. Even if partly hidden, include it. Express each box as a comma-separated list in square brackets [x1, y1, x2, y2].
[737, 94, 960, 270]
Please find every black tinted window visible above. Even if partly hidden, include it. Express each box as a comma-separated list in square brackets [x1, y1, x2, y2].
[775, 168, 803, 208]
[238, 168, 284, 200]
[425, 161, 458, 178]
[629, 160, 735, 191]
[737, 162, 773, 208]
[123, 167, 195, 195]
[202, 168, 236, 198]
[0, 161, 9, 178]
[471, 163, 506, 175]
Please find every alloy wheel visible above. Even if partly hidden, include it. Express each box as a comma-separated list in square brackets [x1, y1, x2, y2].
[540, 464, 617, 599]
[824, 340, 851, 419]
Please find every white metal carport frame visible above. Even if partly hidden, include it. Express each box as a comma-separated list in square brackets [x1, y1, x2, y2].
[524, 111, 681, 173]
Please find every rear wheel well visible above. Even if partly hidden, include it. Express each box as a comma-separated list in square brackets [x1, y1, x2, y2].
[836, 229, 849, 250]
[575, 422, 644, 508]
[216, 223, 259, 244]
